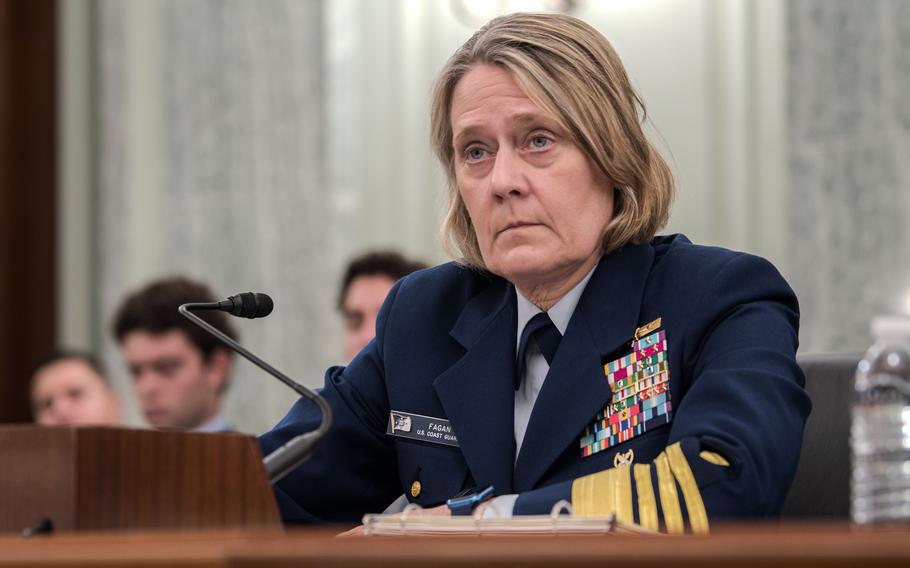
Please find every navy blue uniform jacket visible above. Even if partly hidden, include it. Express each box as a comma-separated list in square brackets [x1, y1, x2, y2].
[260, 234, 811, 529]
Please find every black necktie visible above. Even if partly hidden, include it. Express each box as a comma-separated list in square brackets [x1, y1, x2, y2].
[515, 312, 562, 389]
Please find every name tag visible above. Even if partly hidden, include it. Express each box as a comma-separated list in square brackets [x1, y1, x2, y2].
[387, 410, 460, 447]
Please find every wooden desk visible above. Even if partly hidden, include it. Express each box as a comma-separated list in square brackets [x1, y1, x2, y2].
[0, 528, 288, 568]
[1, 524, 909, 568]
[0, 426, 280, 532]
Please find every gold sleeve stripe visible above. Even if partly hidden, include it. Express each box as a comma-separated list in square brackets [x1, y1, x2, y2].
[654, 451, 684, 534]
[570, 470, 594, 516]
[667, 442, 710, 535]
[572, 467, 616, 516]
[699, 450, 730, 467]
[633, 463, 658, 531]
[615, 464, 633, 524]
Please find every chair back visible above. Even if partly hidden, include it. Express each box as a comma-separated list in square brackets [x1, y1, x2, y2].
[781, 353, 860, 518]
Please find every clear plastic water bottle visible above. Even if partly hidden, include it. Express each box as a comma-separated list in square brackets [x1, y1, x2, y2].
[852, 316, 910, 524]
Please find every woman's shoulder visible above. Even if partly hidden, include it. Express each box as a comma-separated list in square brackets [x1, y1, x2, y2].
[391, 260, 505, 309]
[651, 233, 784, 279]
[647, 233, 794, 301]
[398, 260, 495, 288]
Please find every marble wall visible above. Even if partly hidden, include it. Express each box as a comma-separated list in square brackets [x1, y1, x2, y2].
[97, 0, 339, 434]
[788, 0, 910, 353]
[82, 0, 910, 432]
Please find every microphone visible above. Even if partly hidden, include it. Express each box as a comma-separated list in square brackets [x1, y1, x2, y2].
[195, 292, 274, 319]
[179, 294, 332, 484]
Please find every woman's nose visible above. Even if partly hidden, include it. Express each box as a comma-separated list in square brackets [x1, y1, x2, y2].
[489, 148, 528, 199]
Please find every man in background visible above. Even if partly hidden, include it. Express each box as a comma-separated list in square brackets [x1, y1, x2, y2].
[30, 350, 122, 426]
[338, 251, 426, 360]
[112, 276, 237, 432]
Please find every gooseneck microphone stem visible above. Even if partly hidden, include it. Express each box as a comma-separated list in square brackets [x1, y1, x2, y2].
[180, 303, 308, 397]
[179, 302, 332, 483]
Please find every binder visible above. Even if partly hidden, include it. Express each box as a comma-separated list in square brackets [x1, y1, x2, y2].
[362, 501, 659, 536]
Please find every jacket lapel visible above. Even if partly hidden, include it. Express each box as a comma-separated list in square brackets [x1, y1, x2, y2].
[513, 243, 655, 491]
[433, 277, 517, 495]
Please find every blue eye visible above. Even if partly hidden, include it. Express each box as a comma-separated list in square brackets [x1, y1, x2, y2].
[530, 136, 551, 149]
[467, 147, 486, 161]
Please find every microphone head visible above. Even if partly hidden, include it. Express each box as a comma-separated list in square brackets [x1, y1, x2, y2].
[228, 292, 274, 319]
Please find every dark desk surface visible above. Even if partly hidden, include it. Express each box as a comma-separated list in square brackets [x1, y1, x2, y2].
[2, 523, 909, 568]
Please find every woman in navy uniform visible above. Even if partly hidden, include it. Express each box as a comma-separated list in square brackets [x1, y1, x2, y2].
[260, 13, 810, 533]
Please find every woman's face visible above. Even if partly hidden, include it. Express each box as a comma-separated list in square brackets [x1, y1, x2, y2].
[450, 64, 614, 294]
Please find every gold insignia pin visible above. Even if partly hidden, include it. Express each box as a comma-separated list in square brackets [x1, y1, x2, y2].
[632, 317, 662, 347]
[410, 480, 422, 498]
[613, 449, 635, 468]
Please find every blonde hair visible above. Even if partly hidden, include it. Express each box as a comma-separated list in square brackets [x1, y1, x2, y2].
[431, 13, 674, 270]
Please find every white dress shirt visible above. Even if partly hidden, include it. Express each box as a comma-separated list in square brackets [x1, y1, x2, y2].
[484, 265, 598, 518]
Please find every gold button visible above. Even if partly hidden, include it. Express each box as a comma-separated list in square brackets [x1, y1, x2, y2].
[410, 480, 422, 498]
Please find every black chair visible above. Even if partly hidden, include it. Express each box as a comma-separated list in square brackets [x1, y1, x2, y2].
[781, 353, 860, 518]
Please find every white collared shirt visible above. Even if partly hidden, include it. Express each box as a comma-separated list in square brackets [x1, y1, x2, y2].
[484, 264, 598, 518]
[513, 265, 597, 456]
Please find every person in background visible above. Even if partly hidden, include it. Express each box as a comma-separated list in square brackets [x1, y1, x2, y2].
[30, 350, 122, 426]
[112, 276, 238, 432]
[338, 251, 427, 360]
